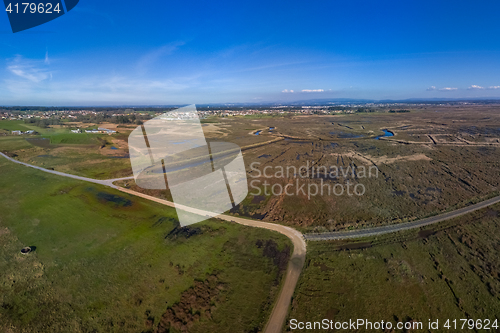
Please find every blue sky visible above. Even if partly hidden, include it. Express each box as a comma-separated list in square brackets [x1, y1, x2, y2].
[1, 0, 500, 105]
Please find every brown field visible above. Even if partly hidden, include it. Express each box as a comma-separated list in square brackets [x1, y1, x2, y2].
[286, 202, 500, 331]
[5, 105, 500, 233]
[208, 106, 500, 232]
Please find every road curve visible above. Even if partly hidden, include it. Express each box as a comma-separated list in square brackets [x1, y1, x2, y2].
[116, 187, 306, 333]
[0, 152, 305, 333]
[305, 195, 500, 241]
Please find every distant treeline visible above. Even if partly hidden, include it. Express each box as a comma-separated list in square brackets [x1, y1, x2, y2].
[21, 113, 151, 127]
[327, 106, 378, 113]
[388, 109, 410, 113]
[76, 113, 150, 125]
[0, 106, 175, 113]
[355, 108, 376, 113]
[24, 118, 61, 128]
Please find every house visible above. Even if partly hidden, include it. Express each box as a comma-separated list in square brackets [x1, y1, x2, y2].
[12, 130, 22, 135]
[25, 130, 35, 135]
[71, 129, 81, 133]
[98, 127, 117, 134]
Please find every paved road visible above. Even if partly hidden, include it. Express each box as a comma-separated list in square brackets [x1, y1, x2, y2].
[0, 152, 305, 333]
[3, 152, 500, 332]
[305, 195, 500, 241]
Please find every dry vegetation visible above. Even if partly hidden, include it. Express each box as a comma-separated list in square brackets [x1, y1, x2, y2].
[4, 105, 500, 232]
[213, 106, 500, 232]
[286, 203, 500, 331]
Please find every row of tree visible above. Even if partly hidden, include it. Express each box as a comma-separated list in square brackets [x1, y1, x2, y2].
[75, 113, 150, 125]
[388, 109, 410, 113]
[23, 118, 61, 128]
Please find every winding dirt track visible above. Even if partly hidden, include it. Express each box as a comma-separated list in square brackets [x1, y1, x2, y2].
[3, 151, 500, 333]
[115, 187, 307, 333]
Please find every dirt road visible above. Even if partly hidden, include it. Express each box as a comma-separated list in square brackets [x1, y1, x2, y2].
[0, 152, 305, 333]
[116, 187, 306, 333]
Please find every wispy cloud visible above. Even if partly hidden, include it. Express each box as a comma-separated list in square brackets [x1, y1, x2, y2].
[44, 50, 50, 65]
[426, 86, 436, 91]
[7, 55, 51, 83]
[302, 89, 324, 93]
[3, 71, 195, 105]
[136, 42, 185, 74]
[488, 86, 500, 89]
[468, 84, 485, 90]
[282, 88, 326, 93]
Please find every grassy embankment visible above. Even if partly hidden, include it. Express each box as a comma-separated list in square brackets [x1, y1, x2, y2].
[0, 158, 291, 333]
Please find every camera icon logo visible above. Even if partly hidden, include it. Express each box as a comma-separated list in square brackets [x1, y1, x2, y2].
[128, 105, 248, 227]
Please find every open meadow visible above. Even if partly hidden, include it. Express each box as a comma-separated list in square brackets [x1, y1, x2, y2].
[0, 120, 133, 179]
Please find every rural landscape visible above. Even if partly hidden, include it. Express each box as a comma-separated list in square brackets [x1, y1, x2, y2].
[1, 102, 500, 332]
[2, 0, 500, 331]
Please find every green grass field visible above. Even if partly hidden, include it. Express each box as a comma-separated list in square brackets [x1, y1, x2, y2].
[41, 133, 103, 145]
[0, 124, 130, 179]
[0, 158, 291, 333]
[0, 136, 33, 151]
[0, 120, 106, 145]
[0, 120, 32, 132]
[287, 207, 500, 332]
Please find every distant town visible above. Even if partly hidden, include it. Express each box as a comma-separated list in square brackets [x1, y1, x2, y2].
[2, 100, 495, 121]
[1, 100, 499, 136]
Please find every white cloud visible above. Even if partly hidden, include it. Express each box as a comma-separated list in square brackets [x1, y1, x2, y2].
[282, 89, 294, 93]
[468, 85, 485, 90]
[3, 72, 194, 105]
[428, 86, 459, 91]
[7, 55, 51, 83]
[44, 50, 50, 65]
[302, 89, 324, 93]
[488, 86, 500, 89]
